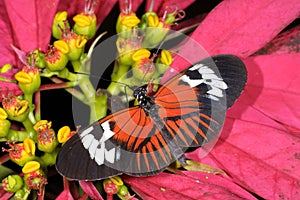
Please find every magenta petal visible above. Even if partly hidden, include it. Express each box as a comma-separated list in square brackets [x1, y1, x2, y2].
[229, 54, 300, 130]
[198, 117, 300, 199]
[257, 24, 300, 55]
[79, 181, 103, 200]
[0, 1, 16, 66]
[169, 0, 300, 73]
[3, 0, 59, 52]
[56, 189, 74, 200]
[124, 172, 256, 199]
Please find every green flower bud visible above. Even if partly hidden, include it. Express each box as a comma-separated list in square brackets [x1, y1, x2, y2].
[14, 66, 41, 95]
[131, 49, 155, 80]
[0, 119, 11, 138]
[14, 188, 28, 200]
[154, 49, 172, 75]
[139, 12, 159, 33]
[142, 26, 169, 48]
[2, 139, 35, 166]
[73, 13, 97, 39]
[2, 97, 30, 122]
[31, 50, 47, 69]
[116, 13, 140, 39]
[116, 37, 142, 66]
[34, 120, 58, 153]
[22, 161, 47, 192]
[1, 175, 24, 193]
[52, 11, 70, 39]
[63, 35, 87, 61]
[45, 45, 69, 71]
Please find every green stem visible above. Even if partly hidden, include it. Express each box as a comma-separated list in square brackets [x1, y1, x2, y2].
[24, 93, 36, 124]
[49, 77, 88, 104]
[107, 63, 130, 95]
[22, 118, 36, 141]
[77, 74, 97, 123]
[7, 129, 33, 142]
[71, 60, 83, 73]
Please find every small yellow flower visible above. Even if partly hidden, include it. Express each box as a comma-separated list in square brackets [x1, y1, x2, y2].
[109, 176, 123, 186]
[23, 138, 36, 156]
[15, 71, 32, 84]
[2, 97, 29, 122]
[54, 40, 69, 54]
[73, 13, 97, 39]
[55, 11, 68, 22]
[22, 161, 47, 192]
[148, 15, 159, 27]
[33, 120, 52, 131]
[161, 50, 173, 66]
[57, 126, 73, 143]
[14, 66, 41, 95]
[73, 14, 91, 27]
[132, 49, 151, 62]
[34, 120, 58, 152]
[3, 142, 35, 166]
[121, 14, 140, 27]
[22, 161, 40, 174]
[52, 11, 69, 39]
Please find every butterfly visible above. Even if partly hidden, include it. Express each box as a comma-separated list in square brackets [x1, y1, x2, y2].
[56, 54, 247, 180]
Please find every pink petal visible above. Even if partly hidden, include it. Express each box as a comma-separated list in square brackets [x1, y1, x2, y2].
[3, 0, 59, 52]
[0, 1, 17, 66]
[79, 181, 104, 200]
[123, 171, 256, 199]
[169, 0, 300, 72]
[56, 190, 74, 200]
[256, 24, 300, 55]
[230, 53, 300, 130]
[197, 118, 300, 199]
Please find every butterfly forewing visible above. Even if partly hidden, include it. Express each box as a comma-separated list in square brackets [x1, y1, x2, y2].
[56, 54, 247, 180]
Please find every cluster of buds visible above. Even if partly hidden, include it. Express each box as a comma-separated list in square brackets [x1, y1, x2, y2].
[108, 0, 182, 96]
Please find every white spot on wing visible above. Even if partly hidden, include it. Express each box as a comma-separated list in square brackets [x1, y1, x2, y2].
[183, 63, 229, 101]
[80, 126, 94, 138]
[95, 145, 105, 165]
[105, 148, 116, 163]
[88, 139, 99, 159]
[100, 121, 115, 142]
[180, 75, 204, 88]
[82, 134, 94, 149]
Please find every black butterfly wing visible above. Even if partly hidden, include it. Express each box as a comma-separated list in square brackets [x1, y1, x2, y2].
[154, 54, 247, 148]
[56, 107, 174, 180]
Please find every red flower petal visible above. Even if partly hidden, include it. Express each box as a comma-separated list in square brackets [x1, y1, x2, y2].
[3, 0, 59, 52]
[256, 24, 300, 55]
[169, 0, 300, 73]
[123, 171, 256, 199]
[79, 181, 103, 200]
[231, 53, 300, 130]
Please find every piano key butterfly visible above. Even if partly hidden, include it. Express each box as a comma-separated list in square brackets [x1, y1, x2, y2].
[56, 54, 247, 180]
